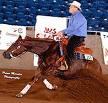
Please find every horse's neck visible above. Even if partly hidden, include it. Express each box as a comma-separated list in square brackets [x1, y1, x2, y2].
[25, 36, 55, 42]
[24, 37, 57, 56]
[40, 42, 60, 65]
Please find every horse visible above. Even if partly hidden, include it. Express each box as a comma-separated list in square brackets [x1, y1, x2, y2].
[3, 35, 102, 97]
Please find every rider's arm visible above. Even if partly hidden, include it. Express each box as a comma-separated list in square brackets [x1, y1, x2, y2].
[61, 13, 87, 37]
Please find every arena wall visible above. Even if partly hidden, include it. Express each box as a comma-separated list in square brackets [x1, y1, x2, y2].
[0, 27, 108, 74]
[85, 34, 108, 74]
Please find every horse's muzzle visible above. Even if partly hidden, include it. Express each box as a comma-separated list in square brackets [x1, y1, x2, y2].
[3, 52, 12, 59]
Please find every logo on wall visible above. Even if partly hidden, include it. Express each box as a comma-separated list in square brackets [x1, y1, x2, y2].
[13, 28, 23, 34]
[0, 24, 26, 50]
[101, 32, 108, 65]
[35, 27, 60, 41]
[35, 15, 67, 41]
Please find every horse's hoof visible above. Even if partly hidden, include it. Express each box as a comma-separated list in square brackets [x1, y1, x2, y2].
[53, 84, 58, 90]
[16, 93, 24, 98]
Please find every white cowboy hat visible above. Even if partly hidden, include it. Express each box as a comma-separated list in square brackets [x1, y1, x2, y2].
[70, 1, 82, 11]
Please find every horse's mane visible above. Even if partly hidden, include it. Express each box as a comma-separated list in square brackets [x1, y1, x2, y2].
[24, 36, 56, 43]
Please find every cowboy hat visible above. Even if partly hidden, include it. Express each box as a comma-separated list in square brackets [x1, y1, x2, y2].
[70, 1, 82, 11]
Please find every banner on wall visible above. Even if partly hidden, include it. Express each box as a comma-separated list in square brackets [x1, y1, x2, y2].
[35, 15, 67, 41]
[100, 32, 108, 65]
[34, 15, 67, 66]
[0, 24, 26, 50]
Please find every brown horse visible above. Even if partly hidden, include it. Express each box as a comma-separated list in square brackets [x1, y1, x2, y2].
[3, 35, 102, 97]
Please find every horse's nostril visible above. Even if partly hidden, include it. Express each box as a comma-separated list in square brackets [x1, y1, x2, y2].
[3, 52, 12, 59]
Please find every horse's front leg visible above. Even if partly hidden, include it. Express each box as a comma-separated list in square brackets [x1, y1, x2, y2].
[16, 72, 41, 98]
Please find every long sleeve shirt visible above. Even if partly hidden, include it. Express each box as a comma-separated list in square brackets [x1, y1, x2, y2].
[62, 11, 87, 37]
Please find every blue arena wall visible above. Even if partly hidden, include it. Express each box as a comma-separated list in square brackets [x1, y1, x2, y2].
[0, 0, 108, 32]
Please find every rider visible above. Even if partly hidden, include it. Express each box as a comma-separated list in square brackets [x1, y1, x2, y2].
[55, 0, 87, 77]
[56, 1, 87, 59]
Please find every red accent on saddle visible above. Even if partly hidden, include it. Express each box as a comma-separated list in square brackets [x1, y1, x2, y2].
[56, 56, 65, 64]
[61, 38, 69, 46]
[74, 45, 93, 55]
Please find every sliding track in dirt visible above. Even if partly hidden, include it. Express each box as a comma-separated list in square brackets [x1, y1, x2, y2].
[0, 69, 108, 103]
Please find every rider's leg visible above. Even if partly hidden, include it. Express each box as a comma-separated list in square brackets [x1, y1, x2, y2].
[67, 35, 85, 58]
[57, 41, 68, 70]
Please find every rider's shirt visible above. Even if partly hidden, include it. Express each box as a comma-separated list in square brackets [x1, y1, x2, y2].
[62, 11, 87, 37]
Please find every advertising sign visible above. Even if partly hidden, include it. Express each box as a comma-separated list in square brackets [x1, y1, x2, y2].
[0, 24, 26, 50]
[101, 32, 108, 65]
[35, 15, 67, 41]
[34, 15, 67, 66]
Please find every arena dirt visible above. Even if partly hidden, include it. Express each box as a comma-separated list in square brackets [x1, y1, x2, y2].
[0, 69, 108, 103]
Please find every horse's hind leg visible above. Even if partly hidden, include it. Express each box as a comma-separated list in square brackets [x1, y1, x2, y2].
[42, 78, 58, 90]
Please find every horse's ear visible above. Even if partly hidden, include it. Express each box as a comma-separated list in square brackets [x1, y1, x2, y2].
[18, 35, 22, 40]
[16, 35, 22, 41]
[19, 35, 22, 38]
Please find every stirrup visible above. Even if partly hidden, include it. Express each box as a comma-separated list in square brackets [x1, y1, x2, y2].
[58, 60, 68, 71]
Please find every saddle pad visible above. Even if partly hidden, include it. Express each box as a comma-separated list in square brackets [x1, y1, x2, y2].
[84, 54, 93, 60]
[74, 52, 93, 61]
[61, 38, 69, 46]
[74, 46, 93, 55]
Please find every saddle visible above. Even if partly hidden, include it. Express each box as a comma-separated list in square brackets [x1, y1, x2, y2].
[60, 38, 69, 46]
[74, 44, 93, 61]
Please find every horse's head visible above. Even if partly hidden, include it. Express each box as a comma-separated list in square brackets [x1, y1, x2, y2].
[3, 35, 59, 60]
[3, 35, 27, 59]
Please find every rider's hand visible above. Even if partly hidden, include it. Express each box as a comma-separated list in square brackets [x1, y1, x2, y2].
[56, 32, 64, 38]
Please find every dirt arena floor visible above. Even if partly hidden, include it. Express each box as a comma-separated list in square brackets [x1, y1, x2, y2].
[0, 68, 108, 103]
